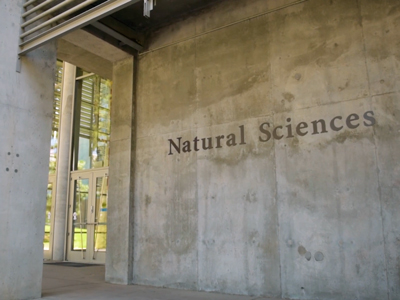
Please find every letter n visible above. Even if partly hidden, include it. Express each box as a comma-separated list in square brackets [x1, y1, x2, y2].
[168, 138, 182, 155]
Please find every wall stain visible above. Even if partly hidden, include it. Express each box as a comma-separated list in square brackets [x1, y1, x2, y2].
[298, 245, 307, 256]
[244, 191, 257, 203]
[248, 230, 260, 246]
[284, 136, 300, 154]
[198, 68, 270, 108]
[356, 263, 360, 274]
[388, 4, 400, 17]
[145, 195, 152, 208]
[283, 92, 295, 102]
[316, 130, 375, 150]
[209, 146, 273, 167]
[338, 81, 349, 91]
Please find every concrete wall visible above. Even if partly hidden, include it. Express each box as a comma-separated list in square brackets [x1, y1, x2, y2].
[0, 1, 56, 299]
[132, 0, 400, 299]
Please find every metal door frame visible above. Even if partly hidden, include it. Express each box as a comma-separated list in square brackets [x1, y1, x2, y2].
[66, 167, 108, 264]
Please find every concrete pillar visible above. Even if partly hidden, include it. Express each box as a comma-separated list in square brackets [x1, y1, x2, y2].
[106, 56, 135, 284]
[0, 2, 56, 299]
[52, 62, 76, 261]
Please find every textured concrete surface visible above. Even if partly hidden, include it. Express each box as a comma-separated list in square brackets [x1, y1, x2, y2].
[61, 30, 131, 64]
[57, 39, 113, 80]
[106, 57, 136, 284]
[130, 0, 400, 299]
[39, 264, 286, 300]
[57, 29, 131, 79]
[0, 1, 57, 299]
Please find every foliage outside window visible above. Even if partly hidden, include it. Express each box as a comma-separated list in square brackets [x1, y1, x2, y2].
[74, 68, 112, 171]
[49, 60, 63, 174]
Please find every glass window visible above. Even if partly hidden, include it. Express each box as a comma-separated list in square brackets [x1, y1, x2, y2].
[73, 69, 112, 171]
[49, 60, 63, 174]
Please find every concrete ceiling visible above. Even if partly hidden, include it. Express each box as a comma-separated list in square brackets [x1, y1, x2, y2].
[58, 0, 226, 68]
[109, 0, 224, 32]
[81, 0, 225, 53]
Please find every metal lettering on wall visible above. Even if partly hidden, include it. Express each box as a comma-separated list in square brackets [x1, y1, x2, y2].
[167, 111, 376, 155]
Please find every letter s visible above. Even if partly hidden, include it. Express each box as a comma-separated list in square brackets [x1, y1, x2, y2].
[259, 122, 271, 142]
[363, 111, 376, 127]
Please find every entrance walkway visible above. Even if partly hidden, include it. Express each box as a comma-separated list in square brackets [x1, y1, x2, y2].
[38, 263, 286, 300]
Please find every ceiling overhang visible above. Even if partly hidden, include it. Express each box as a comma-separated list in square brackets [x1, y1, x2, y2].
[19, 0, 225, 57]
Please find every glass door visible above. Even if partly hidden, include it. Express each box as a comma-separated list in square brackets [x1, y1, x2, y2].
[67, 168, 108, 263]
[43, 175, 56, 260]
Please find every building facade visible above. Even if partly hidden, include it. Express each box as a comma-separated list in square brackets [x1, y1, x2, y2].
[0, 0, 399, 300]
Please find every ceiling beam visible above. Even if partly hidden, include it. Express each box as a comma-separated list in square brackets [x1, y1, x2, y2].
[91, 21, 143, 51]
[100, 16, 145, 45]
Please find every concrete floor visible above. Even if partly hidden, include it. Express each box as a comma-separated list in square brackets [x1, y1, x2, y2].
[38, 263, 286, 300]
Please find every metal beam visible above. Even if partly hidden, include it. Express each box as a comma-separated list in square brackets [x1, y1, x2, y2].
[100, 16, 145, 45]
[21, 0, 84, 32]
[91, 21, 143, 51]
[19, 0, 140, 55]
[24, 0, 38, 8]
[22, 0, 54, 18]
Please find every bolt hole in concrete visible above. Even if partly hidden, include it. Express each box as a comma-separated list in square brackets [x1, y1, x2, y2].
[6, 168, 9, 171]
[315, 251, 324, 261]
[7, 152, 10, 155]
[14, 169, 18, 173]
[305, 252, 312, 261]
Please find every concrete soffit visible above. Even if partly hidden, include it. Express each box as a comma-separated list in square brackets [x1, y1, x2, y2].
[57, 29, 132, 79]
[61, 29, 132, 62]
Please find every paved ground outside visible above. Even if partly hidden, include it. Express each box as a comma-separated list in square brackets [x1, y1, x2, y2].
[38, 263, 289, 300]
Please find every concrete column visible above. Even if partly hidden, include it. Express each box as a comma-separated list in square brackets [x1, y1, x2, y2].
[106, 56, 135, 284]
[0, 2, 56, 299]
[52, 62, 76, 261]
